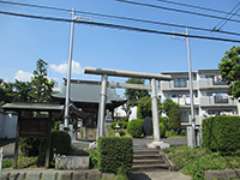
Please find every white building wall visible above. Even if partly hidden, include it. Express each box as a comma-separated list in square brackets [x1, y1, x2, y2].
[0, 113, 17, 139]
[129, 106, 137, 121]
[159, 70, 238, 125]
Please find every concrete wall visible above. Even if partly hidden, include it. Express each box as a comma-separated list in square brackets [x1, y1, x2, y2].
[1, 169, 115, 180]
[0, 113, 17, 139]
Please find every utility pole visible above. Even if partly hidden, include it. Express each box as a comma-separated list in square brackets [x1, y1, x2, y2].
[185, 28, 196, 148]
[64, 9, 75, 129]
[0, 147, 3, 176]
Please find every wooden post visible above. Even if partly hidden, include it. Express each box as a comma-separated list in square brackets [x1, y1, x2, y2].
[45, 112, 52, 168]
[13, 111, 20, 169]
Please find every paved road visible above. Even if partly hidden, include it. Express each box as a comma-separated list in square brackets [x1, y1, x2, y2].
[129, 171, 191, 180]
[133, 136, 187, 148]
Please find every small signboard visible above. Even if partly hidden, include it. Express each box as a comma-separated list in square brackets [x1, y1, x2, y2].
[19, 118, 50, 137]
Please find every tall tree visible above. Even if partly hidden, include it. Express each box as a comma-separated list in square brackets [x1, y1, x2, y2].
[13, 80, 32, 102]
[0, 81, 15, 103]
[219, 46, 240, 98]
[162, 99, 181, 132]
[124, 78, 149, 118]
[30, 59, 54, 102]
[125, 78, 149, 106]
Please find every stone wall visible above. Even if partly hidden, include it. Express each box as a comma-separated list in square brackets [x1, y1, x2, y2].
[205, 169, 240, 180]
[0, 169, 115, 180]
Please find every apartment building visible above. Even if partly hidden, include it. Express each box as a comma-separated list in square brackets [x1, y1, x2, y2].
[159, 69, 239, 125]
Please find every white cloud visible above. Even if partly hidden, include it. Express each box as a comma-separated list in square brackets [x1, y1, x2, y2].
[49, 61, 82, 75]
[15, 70, 32, 82]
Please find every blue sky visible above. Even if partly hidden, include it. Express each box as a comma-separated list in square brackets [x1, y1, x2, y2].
[0, 0, 240, 85]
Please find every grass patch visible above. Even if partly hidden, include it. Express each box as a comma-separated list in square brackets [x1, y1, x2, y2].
[164, 146, 240, 180]
[2, 155, 38, 169]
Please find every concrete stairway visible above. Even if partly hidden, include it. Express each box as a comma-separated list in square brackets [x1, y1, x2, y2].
[132, 142, 170, 171]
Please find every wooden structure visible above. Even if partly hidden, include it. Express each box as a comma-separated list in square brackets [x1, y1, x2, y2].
[2, 103, 64, 168]
[53, 80, 126, 140]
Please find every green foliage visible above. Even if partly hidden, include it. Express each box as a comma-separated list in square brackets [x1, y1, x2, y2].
[137, 96, 152, 119]
[115, 167, 128, 180]
[202, 116, 240, 152]
[162, 99, 181, 132]
[219, 46, 240, 98]
[2, 159, 12, 168]
[124, 78, 149, 107]
[137, 95, 162, 119]
[98, 137, 133, 173]
[20, 138, 41, 156]
[3, 155, 38, 169]
[165, 146, 240, 180]
[51, 131, 71, 155]
[165, 146, 209, 170]
[17, 155, 38, 169]
[127, 119, 144, 138]
[159, 117, 168, 138]
[30, 59, 54, 102]
[111, 119, 128, 130]
[0, 59, 54, 104]
[89, 149, 99, 168]
[13, 80, 32, 102]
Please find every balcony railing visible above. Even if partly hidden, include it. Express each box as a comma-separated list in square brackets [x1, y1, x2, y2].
[200, 96, 237, 106]
[171, 97, 199, 106]
[199, 79, 228, 89]
[161, 81, 198, 90]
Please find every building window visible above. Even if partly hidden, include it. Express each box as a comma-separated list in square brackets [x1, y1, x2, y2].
[174, 78, 187, 88]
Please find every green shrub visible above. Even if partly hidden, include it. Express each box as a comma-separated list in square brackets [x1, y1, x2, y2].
[111, 119, 128, 130]
[182, 153, 240, 180]
[2, 159, 12, 168]
[51, 131, 71, 156]
[127, 119, 144, 138]
[17, 155, 38, 169]
[98, 137, 133, 173]
[163, 99, 181, 132]
[19, 138, 41, 156]
[165, 145, 240, 180]
[164, 146, 209, 170]
[89, 149, 99, 168]
[202, 116, 240, 152]
[160, 117, 168, 138]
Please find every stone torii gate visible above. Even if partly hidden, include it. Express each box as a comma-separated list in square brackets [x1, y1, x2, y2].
[84, 67, 171, 148]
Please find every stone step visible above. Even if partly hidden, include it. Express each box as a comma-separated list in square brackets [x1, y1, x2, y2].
[133, 154, 163, 159]
[133, 158, 165, 165]
[133, 150, 159, 155]
[132, 163, 170, 171]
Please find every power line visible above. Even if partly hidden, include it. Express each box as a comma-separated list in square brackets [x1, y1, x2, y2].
[154, 0, 240, 18]
[116, 0, 240, 24]
[213, 2, 240, 31]
[1, 0, 240, 37]
[0, 10, 240, 43]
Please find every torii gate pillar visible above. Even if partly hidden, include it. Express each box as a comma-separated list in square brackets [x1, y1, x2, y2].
[150, 78, 160, 141]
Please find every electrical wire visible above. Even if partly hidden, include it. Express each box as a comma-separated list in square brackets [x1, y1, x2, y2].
[0, 10, 240, 43]
[116, 0, 240, 24]
[1, 0, 240, 36]
[213, 1, 240, 31]
[154, 0, 240, 18]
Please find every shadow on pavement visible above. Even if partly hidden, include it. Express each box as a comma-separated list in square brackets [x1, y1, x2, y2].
[128, 172, 152, 180]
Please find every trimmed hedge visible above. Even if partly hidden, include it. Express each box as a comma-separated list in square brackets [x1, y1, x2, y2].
[160, 117, 168, 138]
[98, 137, 133, 173]
[51, 131, 71, 155]
[127, 119, 144, 138]
[202, 116, 240, 152]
